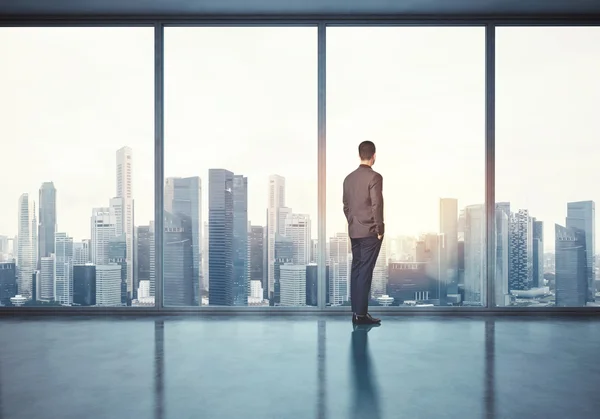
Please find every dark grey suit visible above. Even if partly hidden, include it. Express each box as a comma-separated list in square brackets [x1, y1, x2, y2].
[343, 164, 384, 315]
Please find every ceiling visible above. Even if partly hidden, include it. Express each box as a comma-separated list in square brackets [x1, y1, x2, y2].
[1, 0, 600, 19]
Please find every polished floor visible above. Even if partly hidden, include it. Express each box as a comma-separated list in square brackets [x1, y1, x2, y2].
[1, 315, 600, 419]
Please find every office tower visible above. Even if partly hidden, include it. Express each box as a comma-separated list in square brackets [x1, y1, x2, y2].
[284, 213, 311, 265]
[54, 233, 74, 305]
[209, 169, 234, 306]
[249, 225, 265, 294]
[166, 176, 202, 304]
[250, 280, 263, 299]
[91, 208, 117, 266]
[149, 221, 156, 297]
[136, 226, 152, 297]
[532, 219, 544, 288]
[0, 262, 17, 306]
[96, 264, 121, 306]
[116, 146, 134, 301]
[73, 264, 96, 306]
[273, 234, 294, 306]
[415, 234, 445, 303]
[464, 204, 485, 305]
[38, 182, 57, 269]
[372, 238, 388, 299]
[267, 174, 286, 302]
[0, 235, 8, 258]
[306, 263, 330, 306]
[73, 240, 91, 265]
[138, 280, 151, 299]
[108, 235, 127, 305]
[31, 202, 38, 276]
[280, 264, 306, 306]
[329, 233, 350, 305]
[440, 198, 459, 294]
[232, 175, 248, 306]
[566, 201, 595, 302]
[164, 212, 194, 306]
[509, 209, 534, 291]
[495, 206, 510, 307]
[311, 239, 318, 264]
[39, 255, 55, 301]
[555, 224, 587, 307]
[202, 221, 209, 291]
[387, 262, 429, 304]
[17, 194, 34, 299]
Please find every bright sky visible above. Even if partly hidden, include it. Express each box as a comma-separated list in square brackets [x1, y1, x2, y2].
[1, 26, 599, 252]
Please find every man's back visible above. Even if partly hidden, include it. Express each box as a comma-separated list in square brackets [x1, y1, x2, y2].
[343, 164, 385, 239]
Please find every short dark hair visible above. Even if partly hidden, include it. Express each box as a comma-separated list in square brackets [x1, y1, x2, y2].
[358, 141, 376, 161]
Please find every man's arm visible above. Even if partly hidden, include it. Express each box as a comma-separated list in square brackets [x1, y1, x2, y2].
[369, 173, 385, 236]
[343, 180, 349, 221]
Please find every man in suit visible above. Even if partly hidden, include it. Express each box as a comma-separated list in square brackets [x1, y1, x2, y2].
[343, 141, 384, 325]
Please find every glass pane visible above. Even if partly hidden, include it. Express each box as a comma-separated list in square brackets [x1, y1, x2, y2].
[0, 27, 154, 308]
[327, 27, 486, 309]
[496, 27, 600, 307]
[164, 27, 318, 307]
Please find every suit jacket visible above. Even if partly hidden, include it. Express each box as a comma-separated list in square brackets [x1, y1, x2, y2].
[343, 164, 385, 239]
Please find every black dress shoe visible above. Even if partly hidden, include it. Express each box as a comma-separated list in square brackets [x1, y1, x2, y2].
[354, 313, 381, 325]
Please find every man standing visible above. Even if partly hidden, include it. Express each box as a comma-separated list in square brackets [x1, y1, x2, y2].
[343, 141, 384, 325]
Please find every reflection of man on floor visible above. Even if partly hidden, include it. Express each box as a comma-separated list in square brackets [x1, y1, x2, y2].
[351, 324, 381, 419]
[343, 141, 384, 325]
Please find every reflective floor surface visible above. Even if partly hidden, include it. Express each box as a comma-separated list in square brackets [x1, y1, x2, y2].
[1, 315, 600, 419]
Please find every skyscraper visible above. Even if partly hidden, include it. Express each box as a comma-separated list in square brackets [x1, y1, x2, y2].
[136, 226, 152, 297]
[38, 182, 57, 269]
[149, 221, 156, 297]
[73, 264, 96, 306]
[96, 264, 122, 306]
[284, 213, 311, 265]
[108, 235, 127, 305]
[566, 201, 595, 302]
[73, 240, 91, 265]
[165, 176, 202, 304]
[532, 218, 544, 288]
[91, 208, 117, 266]
[464, 204, 485, 305]
[555, 224, 587, 307]
[267, 174, 285, 302]
[54, 232, 74, 305]
[372, 238, 388, 299]
[273, 234, 294, 306]
[116, 146, 134, 301]
[232, 175, 248, 306]
[495, 205, 510, 307]
[17, 194, 34, 299]
[440, 198, 459, 294]
[329, 233, 350, 305]
[509, 209, 533, 291]
[249, 226, 265, 292]
[280, 264, 306, 306]
[164, 212, 194, 306]
[209, 169, 234, 306]
[0, 262, 17, 306]
[39, 255, 55, 301]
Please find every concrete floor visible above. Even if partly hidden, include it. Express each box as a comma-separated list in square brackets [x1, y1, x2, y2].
[1, 316, 599, 419]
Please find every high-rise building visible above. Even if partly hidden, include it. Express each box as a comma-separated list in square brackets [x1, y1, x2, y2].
[280, 264, 306, 306]
[54, 233, 74, 305]
[96, 264, 121, 306]
[566, 201, 595, 302]
[555, 224, 587, 307]
[249, 225, 265, 297]
[73, 240, 91, 265]
[273, 234, 294, 306]
[509, 209, 533, 291]
[416, 234, 445, 304]
[464, 204, 485, 305]
[284, 213, 311, 265]
[108, 235, 127, 305]
[329, 233, 350, 305]
[532, 219, 544, 288]
[39, 255, 55, 301]
[17, 193, 34, 299]
[38, 182, 57, 270]
[387, 262, 429, 304]
[306, 263, 330, 306]
[232, 175, 248, 306]
[0, 262, 17, 306]
[165, 176, 202, 304]
[372, 237, 388, 299]
[136, 226, 152, 299]
[149, 221, 156, 297]
[495, 205, 510, 307]
[164, 212, 194, 306]
[91, 208, 117, 266]
[267, 174, 285, 302]
[116, 146, 134, 301]
[202, 221, 209, 292]
[440, 198, 459, 294]
[209, 169, 234, 306]
[73, 264, 96, 306]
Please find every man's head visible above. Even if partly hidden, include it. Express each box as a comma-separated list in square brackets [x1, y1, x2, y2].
[358, 141, 376, 166]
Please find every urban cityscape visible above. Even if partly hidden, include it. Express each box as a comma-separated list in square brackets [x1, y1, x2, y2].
[0, 145, 598, 308]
